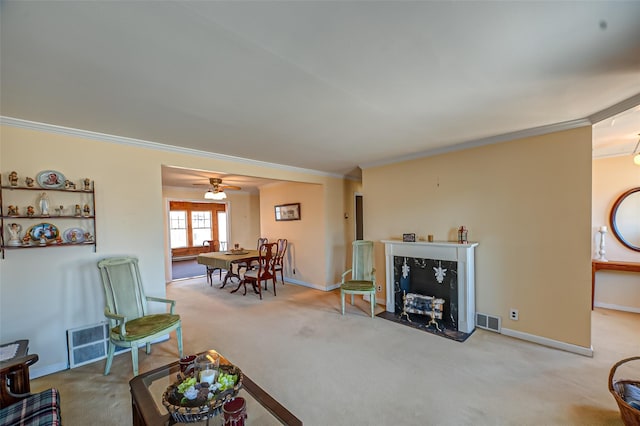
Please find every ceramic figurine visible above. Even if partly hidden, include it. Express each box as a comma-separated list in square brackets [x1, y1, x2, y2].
[25, 176, 35, 187]
[39, 234, 47, 246]
[22, 235, 31, 246]
[8, 171, 18, 186]
[7, 223, 22, 246]
[55, 235, 63, 245]
[84, 232, 93, 242]
[74, 204, 81, 216]
[26, 206, 35, 217]
[7, 205, 19, 216]
[83, 178, 91, 191]
[64, 180, 76, 190]
[39, 192, 50, 216]
[83, 204, 91, 216]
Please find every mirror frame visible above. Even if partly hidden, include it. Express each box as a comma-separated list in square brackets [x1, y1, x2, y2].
[609, 187, 640, 252]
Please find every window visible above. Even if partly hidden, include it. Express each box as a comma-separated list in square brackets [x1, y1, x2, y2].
[191, 211, 212, 247]
[169, 201, 226, 256]
[170, 211, 187, 248]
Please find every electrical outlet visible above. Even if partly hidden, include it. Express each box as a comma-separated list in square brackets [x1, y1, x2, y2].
[509, 308, 519, 321]
[377, 285, 382, 292]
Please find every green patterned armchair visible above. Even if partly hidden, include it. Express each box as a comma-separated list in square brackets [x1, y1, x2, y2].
[98, 256, 183, 376]
[341, 240, 376, 318]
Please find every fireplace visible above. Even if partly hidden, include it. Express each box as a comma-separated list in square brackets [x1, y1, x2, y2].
[383, 241, 478, 334]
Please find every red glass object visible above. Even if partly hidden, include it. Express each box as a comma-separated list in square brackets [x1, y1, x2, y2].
[223, 397, 247, 426]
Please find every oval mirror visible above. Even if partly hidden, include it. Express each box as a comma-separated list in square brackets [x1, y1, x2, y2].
[609, 187, 640, 252]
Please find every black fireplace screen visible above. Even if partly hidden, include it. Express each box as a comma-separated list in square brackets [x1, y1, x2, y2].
[393, 256, 458, 329]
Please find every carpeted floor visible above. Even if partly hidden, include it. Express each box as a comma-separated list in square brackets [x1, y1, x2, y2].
[172, 258, 207, 280]
[30, 275, 638, 425]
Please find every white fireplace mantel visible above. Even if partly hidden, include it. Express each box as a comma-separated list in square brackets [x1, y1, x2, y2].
[382, 240, 479, 333]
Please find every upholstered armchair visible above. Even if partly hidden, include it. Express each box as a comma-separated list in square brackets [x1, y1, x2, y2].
[98, 256, 183, 376]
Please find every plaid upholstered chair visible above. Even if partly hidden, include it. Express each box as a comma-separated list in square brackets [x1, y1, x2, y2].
[98, 256, 183, 376]
[0, 354, 62, 425]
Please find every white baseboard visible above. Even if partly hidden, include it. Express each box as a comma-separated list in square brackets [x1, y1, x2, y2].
[500, 327, 593, 357]
[594, 302, 640, 314]
[30, 335, 171, 379]
[283, 277, 336, 291]
[31, 362, 68, 380]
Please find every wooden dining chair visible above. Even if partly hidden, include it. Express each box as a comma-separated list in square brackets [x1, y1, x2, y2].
[241, 242, 277, 299]
[203, 239, 222, 285]
[274, 238, 288, 284]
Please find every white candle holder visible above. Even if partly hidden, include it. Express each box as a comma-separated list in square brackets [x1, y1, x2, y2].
[597, 226, 608, 261]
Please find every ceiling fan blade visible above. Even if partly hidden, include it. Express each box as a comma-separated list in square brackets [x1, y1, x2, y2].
[221, 185, 242, 191]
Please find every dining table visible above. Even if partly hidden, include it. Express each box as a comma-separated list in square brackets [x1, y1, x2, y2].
[197, 250, 259, 291]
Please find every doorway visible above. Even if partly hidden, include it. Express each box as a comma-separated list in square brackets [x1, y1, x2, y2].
[169, 200, 227, 280]
[355, 193, 363, 240]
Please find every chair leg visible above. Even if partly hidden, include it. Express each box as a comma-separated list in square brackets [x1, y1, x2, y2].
[341, 290, 345, 315]
[176, 325, 184, 358]
[272, 277, 277, 296]
[131, 346, 139, 377]
[104, 341, 116, 376]
[206, 267, 213, 286]
[145, 342, 151, 354]
[370, 292, 375, 318]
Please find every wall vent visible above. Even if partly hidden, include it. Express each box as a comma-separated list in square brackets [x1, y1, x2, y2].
[67, 322, 129, 369]
[476, 312, 501, 333]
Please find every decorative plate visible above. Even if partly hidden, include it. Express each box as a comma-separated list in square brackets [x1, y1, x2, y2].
[63, 227, 85, 243]
[36, 170, 66, 189]
[27, 223, 59, 241]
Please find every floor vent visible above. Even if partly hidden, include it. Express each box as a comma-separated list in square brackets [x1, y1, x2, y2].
[476, 312, 501, 333]
[67, 322, 129, 368]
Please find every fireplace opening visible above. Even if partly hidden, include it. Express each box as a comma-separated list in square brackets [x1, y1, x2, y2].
[393, 256, 458, 330]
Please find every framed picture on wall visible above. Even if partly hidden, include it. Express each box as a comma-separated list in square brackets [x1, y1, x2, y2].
[403, 233, 416, 242]
[275, 203, 301, 221]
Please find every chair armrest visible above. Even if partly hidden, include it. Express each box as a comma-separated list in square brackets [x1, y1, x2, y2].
[104, 308, 128, 337]
[0, 354, 38, 378]
[0, 353, 39, 406]
[341, 269, 353, 283]
[146, 296, 177, 314]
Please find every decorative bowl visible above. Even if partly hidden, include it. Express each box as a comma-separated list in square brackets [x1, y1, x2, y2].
[161, 364, 243, 423]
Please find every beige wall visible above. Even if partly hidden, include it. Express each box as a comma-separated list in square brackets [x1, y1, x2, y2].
[592, 156, 640, 310]
[0, 124, 352, 375]
[259, 181, 327, 288]
[161, 186, 261, 280]
[363, 126, 593, 349]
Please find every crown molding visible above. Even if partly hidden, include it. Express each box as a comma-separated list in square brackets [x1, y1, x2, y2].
[0, 116, 346, 180]
[588, 92, 640, 124]
[360, 118, 592, 170]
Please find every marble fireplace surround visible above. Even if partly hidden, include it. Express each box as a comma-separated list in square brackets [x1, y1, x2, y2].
[383, 240, 479, 334]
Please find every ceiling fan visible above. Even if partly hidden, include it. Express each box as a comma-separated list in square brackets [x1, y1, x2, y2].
[195, 178, 241, 200]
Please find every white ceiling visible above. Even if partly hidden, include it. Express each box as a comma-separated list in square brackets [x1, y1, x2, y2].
[2, 1, 639, 182]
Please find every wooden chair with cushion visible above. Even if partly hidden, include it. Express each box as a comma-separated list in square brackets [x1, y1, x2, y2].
[203, 239, 223, 285]
[0, 354, 62, 425]
[241, 242, 278, 299]
[98, 256, 184, 376]
[274, 238, 288, 284]
[247, 237, 269, 270]
[340, 240, 376, 318]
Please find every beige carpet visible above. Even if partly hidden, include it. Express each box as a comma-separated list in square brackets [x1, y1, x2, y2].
[31, 276, 638, 425]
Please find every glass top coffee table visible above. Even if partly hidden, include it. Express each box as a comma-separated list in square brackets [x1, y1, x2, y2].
[130, 351, 302, 425]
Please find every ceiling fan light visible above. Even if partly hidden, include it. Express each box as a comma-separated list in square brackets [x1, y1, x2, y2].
[212, 191, 227, 200]
[204, 189, 216, 199]
[634, 153, 640, 166]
